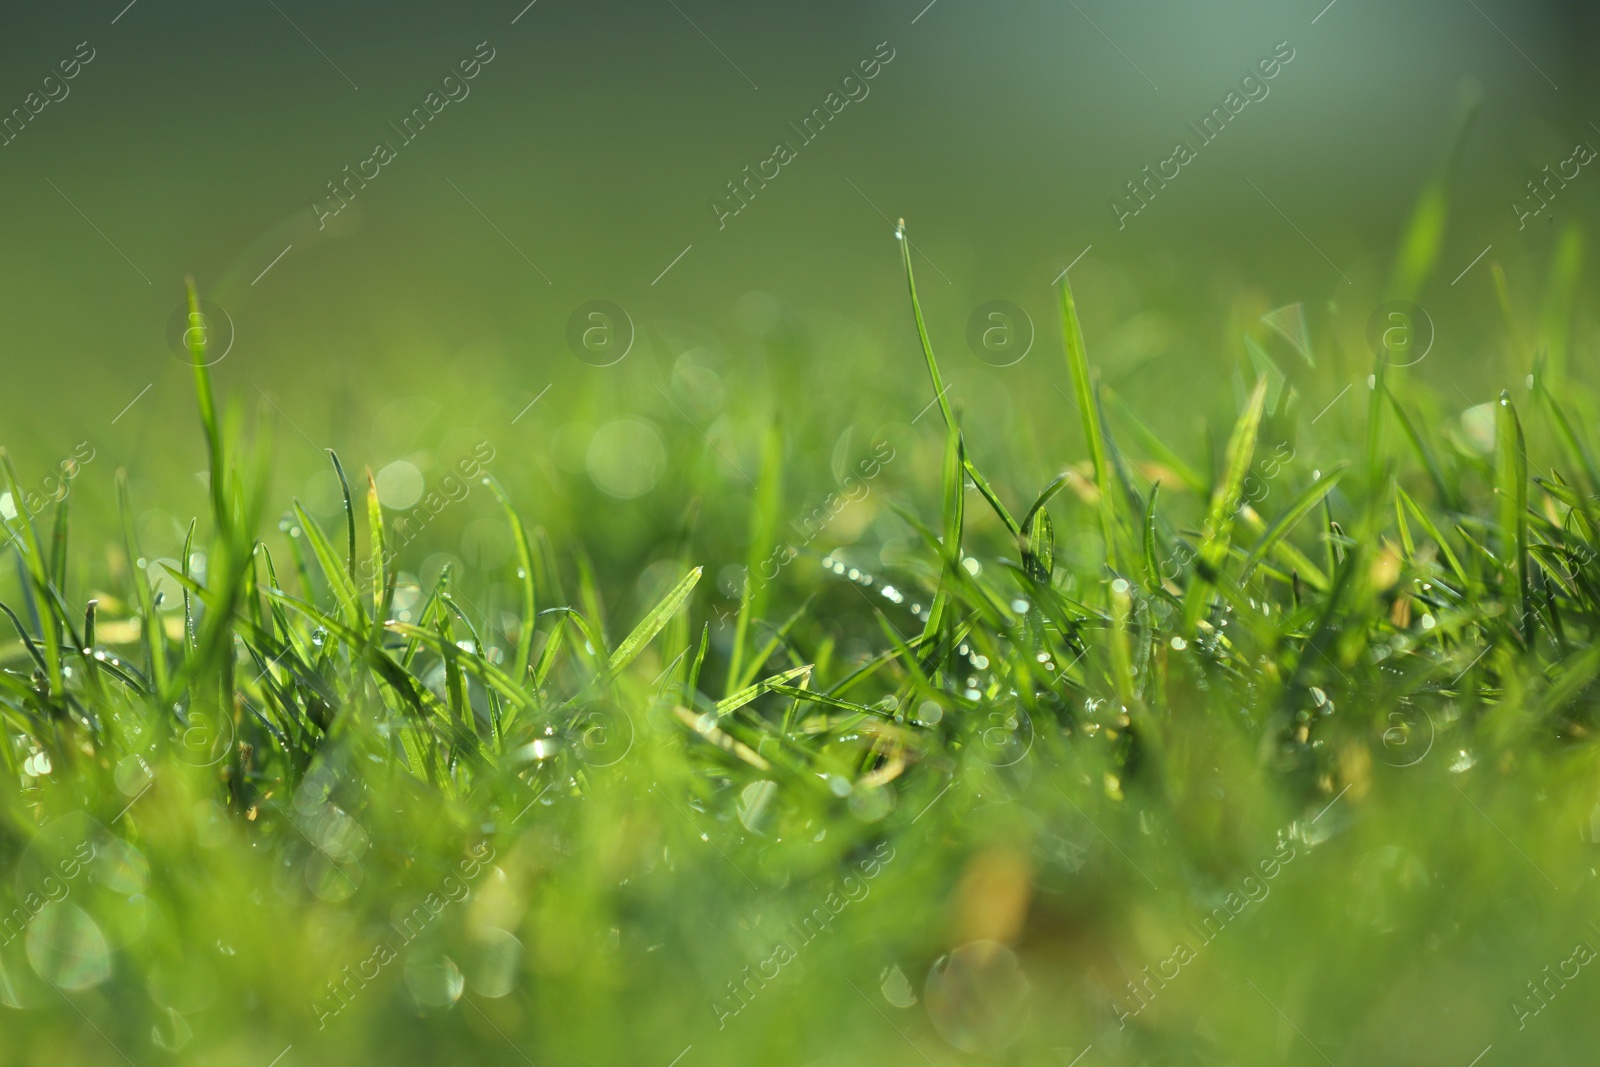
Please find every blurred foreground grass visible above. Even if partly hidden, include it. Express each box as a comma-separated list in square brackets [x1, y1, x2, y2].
[4, 195, 1600, 1067]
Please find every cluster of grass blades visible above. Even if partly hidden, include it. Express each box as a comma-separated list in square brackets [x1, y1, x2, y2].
[3, 216, 1600, 1064]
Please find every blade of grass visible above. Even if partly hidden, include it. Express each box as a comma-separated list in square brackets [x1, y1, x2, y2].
[1059, 271, 1121, 566]
[1184, 376, 1269, 628]
[1496, 390, 1530, 643]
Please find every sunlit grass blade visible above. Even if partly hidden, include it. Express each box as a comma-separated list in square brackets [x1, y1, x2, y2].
[609, 566, 702, 681]
[1543, 392, 1600, 499]
[1020, 473, 1068, 585]
[487, 477, 537, 679]
[292, 501, 365, 632]
[117, 470, 168, 696]
[727, 424, 782, 695]
[364, 470, 389, 634]
[1393, 484, 1467, 585]
[1184, 376, 1268, 628]
[0, 452, 63, 697]
[1384, 386, 1454, 509]
[1059, 270, 1121, 566]
[1496, 390, 1530, 643]
[1239, 463, 1349, 582]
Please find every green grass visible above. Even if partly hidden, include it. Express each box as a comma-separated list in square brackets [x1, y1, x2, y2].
[5, 205, 1600, 1067]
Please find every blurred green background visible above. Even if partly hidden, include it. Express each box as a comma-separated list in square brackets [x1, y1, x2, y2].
[0, 0, 1592, 605]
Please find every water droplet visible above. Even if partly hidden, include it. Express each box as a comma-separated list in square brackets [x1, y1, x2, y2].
[405, 953, 465, 1007]
[114, 754, 153, 796]
[312, 808, 370, 863]
[465, 929, 523, 998]
[27, 904, 112, 991]
[1010, 598, 1030, 613]
[306, 848, 361, 901]
[1170, 636, 1187, 650]
[881, 963, 918, 1007]
[738, 780, 778, 833]
[924, 941, 1030, 1053]
[93, 838, 150, 895]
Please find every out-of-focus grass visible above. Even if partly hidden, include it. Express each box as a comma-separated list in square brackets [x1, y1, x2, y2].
[3, 181, 1600, 1067]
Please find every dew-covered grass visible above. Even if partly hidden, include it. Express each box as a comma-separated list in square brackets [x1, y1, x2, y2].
[4, 193, 1600, 1067]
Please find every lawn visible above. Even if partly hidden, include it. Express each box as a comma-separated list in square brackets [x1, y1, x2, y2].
[4, 147, 1600, 1067]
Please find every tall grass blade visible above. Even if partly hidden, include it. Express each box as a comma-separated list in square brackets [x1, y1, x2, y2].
[1496, 390, 1530, 642]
